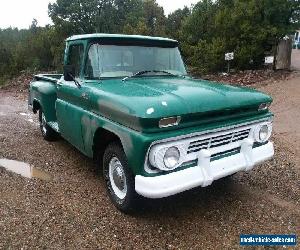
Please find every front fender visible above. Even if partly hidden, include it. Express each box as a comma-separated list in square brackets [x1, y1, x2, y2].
[83, 111, 153, 176]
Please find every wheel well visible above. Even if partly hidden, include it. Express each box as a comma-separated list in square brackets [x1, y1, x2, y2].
[32, 100, 41, 114]
[93, 128, 122, 165]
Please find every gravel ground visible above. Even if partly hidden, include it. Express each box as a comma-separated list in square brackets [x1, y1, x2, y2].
[0, 75, 299, 248]
[292, 49, 300, 71]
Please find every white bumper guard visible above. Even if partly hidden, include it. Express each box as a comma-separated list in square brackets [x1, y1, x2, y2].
[135, 139, 274, 198]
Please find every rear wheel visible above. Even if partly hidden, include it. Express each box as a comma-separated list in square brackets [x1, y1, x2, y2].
[103, 142, 139, 213]
[38, 109, 58, 141]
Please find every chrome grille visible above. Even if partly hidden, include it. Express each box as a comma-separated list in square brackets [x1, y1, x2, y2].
[187, 128, 251, 154]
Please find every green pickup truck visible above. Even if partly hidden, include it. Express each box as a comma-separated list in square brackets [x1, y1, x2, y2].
[28, 34, 274, 212]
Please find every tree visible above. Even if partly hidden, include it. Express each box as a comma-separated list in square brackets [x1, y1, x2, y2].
[166, 7, 190, 40]
[30, 19, 38, 33]
[1, 0, 300, 84]
[181, 0, 300, 73]
[142, 0, 166, 36]
[48, 0, 99, 34]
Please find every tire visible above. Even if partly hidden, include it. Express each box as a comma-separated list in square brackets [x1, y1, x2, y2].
[38, 109, 58, 141]
[103, 142, 139, 213]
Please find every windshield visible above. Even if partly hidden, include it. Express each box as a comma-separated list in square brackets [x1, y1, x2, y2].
[85, 44, 187, 79]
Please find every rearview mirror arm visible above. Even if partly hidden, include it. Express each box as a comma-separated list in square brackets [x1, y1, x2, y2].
[67, 73, 81, 88]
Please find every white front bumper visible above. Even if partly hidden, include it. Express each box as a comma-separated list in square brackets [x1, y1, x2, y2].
[135, 140, 274, 199]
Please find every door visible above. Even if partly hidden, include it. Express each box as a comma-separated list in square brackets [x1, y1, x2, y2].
[56, 41, 90, 153]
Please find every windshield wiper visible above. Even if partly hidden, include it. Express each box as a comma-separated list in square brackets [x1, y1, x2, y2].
[122, 70, 178, 81]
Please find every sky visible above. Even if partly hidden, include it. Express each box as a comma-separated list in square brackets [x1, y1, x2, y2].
[157, 0, 199, 15]
[0, 0, 199, 29]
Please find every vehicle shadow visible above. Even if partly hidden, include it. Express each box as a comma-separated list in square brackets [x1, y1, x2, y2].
[133, 176, 245, 218]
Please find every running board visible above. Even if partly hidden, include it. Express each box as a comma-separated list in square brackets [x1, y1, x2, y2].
[48, 121, 60, 133]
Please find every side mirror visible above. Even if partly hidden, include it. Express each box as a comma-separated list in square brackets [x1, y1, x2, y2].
[63, 65, 75, 81]
[63, 65, 82, 88]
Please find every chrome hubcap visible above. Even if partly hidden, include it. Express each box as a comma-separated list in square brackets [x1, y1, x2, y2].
[109, 157, 127, 199]
[41, 113, 47, 134]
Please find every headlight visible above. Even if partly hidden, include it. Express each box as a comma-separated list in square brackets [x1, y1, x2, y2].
[259, 125, 269, 141]
[254, 123, 272, 143]
[149, 144, 183, 171]
[163, 147, 180, 169]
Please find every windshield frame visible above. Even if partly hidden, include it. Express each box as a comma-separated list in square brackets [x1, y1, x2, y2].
[84, 42, 187, 80]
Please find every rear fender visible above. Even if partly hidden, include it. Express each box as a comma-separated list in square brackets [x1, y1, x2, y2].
[29, 80, 57, 122]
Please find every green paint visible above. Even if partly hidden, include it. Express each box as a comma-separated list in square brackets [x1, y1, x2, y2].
[28, 34, 273, 177]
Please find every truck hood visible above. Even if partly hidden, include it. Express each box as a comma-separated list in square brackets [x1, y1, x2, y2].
[89, 77, 272, 132]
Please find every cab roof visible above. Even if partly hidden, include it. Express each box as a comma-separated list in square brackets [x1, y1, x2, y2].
[66, 33, 179, 47]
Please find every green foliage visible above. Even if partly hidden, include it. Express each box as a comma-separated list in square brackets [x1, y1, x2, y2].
[186, 38, 226, 74]
[182, 0, 300, 73]
[0, 24, 55, 82]
[0, 0, 299, 82]
[166, 7, 190, 41]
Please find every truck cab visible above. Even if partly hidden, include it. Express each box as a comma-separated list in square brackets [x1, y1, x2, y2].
[29, 34, 274, 212]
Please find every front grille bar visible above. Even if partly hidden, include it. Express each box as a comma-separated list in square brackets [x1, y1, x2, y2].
[187, 128, 250, 154]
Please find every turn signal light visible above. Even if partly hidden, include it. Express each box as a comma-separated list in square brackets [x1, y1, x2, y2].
[159, 116, 181, 128]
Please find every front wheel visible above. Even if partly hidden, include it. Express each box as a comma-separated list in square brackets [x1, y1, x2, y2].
[38, 109, 58, 141]
[103, 142, 139, 213]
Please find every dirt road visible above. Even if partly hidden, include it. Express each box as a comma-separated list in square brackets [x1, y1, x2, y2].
[259, 49, 300, 165]
[292, 49, 300, 71]
[0, 74, 299, 248]
[259, 73, 300, 166]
